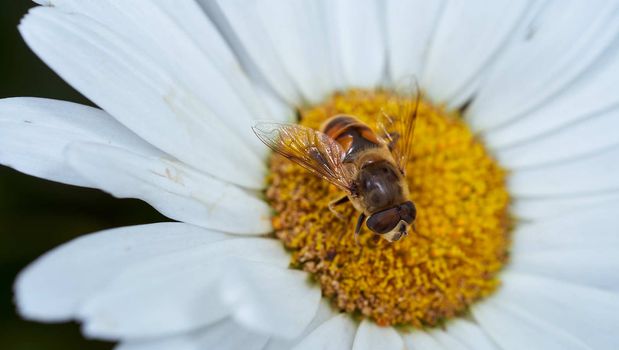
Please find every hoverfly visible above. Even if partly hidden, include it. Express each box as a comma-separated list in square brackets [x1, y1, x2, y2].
[253, 88, 420, 242]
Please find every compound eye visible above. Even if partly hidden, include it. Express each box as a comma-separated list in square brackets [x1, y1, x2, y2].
[366, 207, 400, 234]
[399, 201, 416, 223]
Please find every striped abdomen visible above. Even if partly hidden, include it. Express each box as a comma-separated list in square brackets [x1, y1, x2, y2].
[321, 115, 382, 162]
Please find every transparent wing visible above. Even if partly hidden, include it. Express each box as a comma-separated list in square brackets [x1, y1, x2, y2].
[252, 122, 355, 192]
[378, 78, 420, 174]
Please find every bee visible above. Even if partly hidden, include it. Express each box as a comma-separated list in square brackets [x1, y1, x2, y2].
[253, 89, 420, 242]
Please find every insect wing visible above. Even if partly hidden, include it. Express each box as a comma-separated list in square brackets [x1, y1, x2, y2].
[378, 79, 420, 174]
[252, 122, 355, 192]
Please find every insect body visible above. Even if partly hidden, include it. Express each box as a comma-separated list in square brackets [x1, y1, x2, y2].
[253, 91, 419, 242]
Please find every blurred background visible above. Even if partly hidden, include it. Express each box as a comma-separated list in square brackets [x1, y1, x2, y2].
[1, 3, 166, 349]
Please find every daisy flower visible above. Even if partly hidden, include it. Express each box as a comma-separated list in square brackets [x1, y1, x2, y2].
[2, 0, 619, 349]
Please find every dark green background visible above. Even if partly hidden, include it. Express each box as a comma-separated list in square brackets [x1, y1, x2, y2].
[1, 2, 166, 349]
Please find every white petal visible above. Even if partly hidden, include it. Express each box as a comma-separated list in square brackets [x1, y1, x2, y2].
[211, 0, 386, 99]
[15, 223, 229, 322]
[293, 314, 357, 350]
[513, 202, 619, 253]
[509, 145, 619, 197]
[325, 0, 386, 89]
[385, 0, 444, 83]
[512, 192, 619, 220]
[495, 107, 619, 168]
[0, 97, 153, 187]
[421, 0, 530, 105]
[66, 142, 271, 235]
[468, 0, 619, 132]
[264, 300, 336, 350]
[430, 330, 471, 350]
[256, 86, 296, 123]
[78, 238, 288, 339]
[116, 318, 269, 350]
[403, 331, 445, 350]
[352, 320, 403, 350]
[472, 297, 590, 350]
[445, 319, 497, 350]
[203, 0, 303, 105]
[20, 7, 265, 188]
[221, 261, 321, 339]
[35, 0, 275, 153]
[253, 0, 340, 104]
[484, 46, 619, 150]
[510, 249, 619, 292]
[493, 272, 619, 349]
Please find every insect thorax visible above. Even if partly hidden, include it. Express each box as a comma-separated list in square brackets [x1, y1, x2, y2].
[355, 159, 406, 213]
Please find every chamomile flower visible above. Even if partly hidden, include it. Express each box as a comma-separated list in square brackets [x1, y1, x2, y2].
[2, 0, 619, 349]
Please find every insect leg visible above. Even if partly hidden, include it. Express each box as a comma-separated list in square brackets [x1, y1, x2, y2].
[328, 195, 350, 221]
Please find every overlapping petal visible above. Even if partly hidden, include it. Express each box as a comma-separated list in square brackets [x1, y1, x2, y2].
[263, 301, 335, 350]
[16, 223, 230, 321]
[513, 203, 619, 253]
[385, 0, 444, 84]
[220, 261, 321, 339]
[468, 0, 619, 132]
[116, 319, 269, 350]
[20, 6, 268, 188]
[473, 297, 590, 350]
[292, 314, 357, 350]
[78, 238, 290, 339]
[475, 272, 619, 349]
[495, 107, 619, 169]
[15, 222, 321, 342]
[512, 191, 619, 220]
[66, 142, 271, 234]
[402, 331, 445, 350]
[509, 145, 619, 196]
[0, 97, 154, 187]
[443, 319, 497, 350]
[205, 0, 386, 104]
[351, 320, 403, 350]
[420, 0, 530, 106]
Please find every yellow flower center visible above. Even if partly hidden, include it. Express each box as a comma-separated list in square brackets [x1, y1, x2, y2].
[266, 89, 511, 328]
